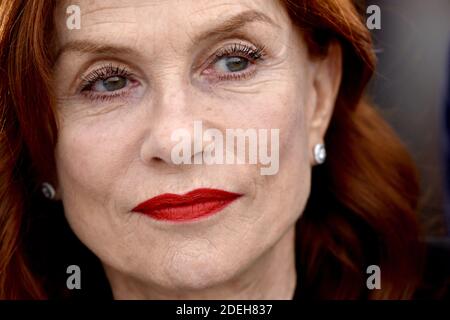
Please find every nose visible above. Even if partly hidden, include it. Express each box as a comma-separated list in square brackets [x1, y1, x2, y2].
[139, 84, 203, 169]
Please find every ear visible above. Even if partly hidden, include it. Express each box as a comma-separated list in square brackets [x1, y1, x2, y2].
[307, 41, 342, 164]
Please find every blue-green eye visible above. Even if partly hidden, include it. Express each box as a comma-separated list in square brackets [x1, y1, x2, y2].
[207, 43, 266, 81]
[80, 64, 134, 93]
[92, 76, 128, 92]
[215, 56, 250, 73]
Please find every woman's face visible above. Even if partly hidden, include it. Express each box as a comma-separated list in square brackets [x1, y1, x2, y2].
[53, 0, 340, 293]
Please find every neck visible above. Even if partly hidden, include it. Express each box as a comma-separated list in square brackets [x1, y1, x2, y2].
[105, 227, 297, 300]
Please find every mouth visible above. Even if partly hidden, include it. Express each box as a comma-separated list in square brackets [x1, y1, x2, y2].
[131, 188, 243, 222]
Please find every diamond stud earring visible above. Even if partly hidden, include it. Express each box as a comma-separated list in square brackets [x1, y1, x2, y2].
[41, 182, 56, 200]
[314, 144, 327, 165]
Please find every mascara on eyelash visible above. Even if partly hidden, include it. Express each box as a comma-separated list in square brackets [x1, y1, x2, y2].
[214, 42, 267, 61]
[78, 42, 266, 98]
[80, 64, 133, 91]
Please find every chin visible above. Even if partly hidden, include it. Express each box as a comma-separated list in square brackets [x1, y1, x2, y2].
[160, 253, 242, 291]
[124, 247, 244, 293]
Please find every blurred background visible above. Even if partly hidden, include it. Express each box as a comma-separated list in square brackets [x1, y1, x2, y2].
[366, 0, 450, 237]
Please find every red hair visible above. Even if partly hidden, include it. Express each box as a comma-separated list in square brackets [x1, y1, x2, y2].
[0, 0, 423, 299]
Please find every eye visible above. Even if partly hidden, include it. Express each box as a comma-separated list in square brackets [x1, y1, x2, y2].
[205, 42, 266, 81]
[215, 56, 250, 73]
[79, 64, 139, 101]
[89, 76, 129, 92]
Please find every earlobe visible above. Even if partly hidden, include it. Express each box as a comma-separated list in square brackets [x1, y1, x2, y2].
[308, 41, 343, 151]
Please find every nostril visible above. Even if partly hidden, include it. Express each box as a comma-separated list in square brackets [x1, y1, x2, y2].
[151, 157, 164, 163]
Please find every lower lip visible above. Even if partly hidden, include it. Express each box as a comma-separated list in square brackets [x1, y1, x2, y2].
[147, 200, 237, 222]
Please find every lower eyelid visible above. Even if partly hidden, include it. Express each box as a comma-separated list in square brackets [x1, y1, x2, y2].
[80, 79, 141, 100]
[219, 69, 256, 81]
[204, 63, 258, 80]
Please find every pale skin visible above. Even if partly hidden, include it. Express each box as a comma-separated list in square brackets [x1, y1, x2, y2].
[52, 0, 342, 299]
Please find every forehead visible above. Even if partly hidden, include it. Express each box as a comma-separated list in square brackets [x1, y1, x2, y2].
[54, 0, 290, 46]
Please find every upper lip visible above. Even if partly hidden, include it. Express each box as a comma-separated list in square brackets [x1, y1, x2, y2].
[131, 188, 242, 214]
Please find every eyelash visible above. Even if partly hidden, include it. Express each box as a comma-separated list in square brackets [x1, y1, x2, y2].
[207, 42, 266, 81]
[78, 42, 267, 101]
[79, 64, 136, 101]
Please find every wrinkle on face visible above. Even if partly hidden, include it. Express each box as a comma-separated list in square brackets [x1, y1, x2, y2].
[53, 0, 317, 299]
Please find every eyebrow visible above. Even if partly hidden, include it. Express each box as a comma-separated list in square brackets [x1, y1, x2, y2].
[55, 42, 135, 61]
[191, 9, 280, 42]
[55, 9, 279, 60]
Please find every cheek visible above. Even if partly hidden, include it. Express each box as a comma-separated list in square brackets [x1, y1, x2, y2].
[261, 101, 310, 215]
[53, 116, 141, 245]
[55, 114, 137, 197]
[54, 117, 141, 256]
[237, 88, 311, 238]
[56, 129, 112, 197]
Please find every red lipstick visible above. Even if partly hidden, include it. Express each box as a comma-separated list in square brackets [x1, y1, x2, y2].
[132, 188, 242, 222]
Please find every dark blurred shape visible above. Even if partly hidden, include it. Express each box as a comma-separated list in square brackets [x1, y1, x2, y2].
[444, 46, 450, 234]
[414, 238, 450, 299]
[367, 0, 450, 237]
